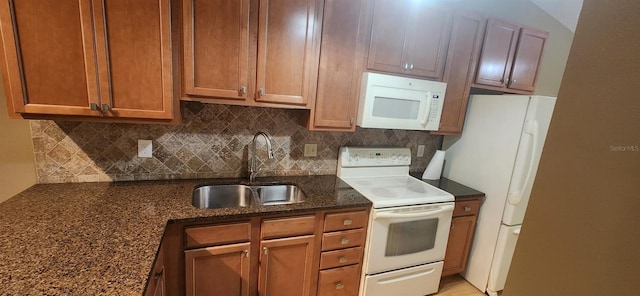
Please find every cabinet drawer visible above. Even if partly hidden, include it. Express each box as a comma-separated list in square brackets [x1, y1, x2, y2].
[324, 211, 368, 232]
[261, 215, 316, 239]
[185, 222, 251, 249]
[453, 199, 480, 217]
[317, 264, 361, 296]
[320, 247, 363, 270]
[322, 229, 365, 251]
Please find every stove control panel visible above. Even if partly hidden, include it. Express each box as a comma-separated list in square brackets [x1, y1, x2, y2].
[338, 147, 412, 167]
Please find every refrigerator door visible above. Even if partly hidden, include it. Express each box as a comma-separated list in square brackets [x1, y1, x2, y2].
[503, 96, 556, 226]
[486, 224, 521, 295]
[442, 95, 529, 292]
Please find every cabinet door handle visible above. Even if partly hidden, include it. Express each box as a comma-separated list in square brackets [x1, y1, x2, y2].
[336, 282, 344, 290]
[464, 206, 471, 212]
[154, 267, 164, 280]
[244, 250, 249, 258]
[262, 247, 268, 255]
[349, 117, 354, 126]
[409, 64, 414, 70]
[258, 88, 265, 97]
[341, 238, 350, 245]
[403, 63, 409, 70]
[343, 219, 353, 226]
[90, 102, 100, 111]
[101, 104, 111, 112]
[339, 256, 348, 263]
[510, 79, 517, 86]
[240, 86, 247, 95]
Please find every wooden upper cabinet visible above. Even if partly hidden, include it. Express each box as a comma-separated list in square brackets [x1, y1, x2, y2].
[255, 0, 321, 106]
[475, 18, 547, 93]
[475, 19, 519, 88]
[0, 0, 99, 116]
[434, 11, 486, 135]
[367, 0, 453, 80]
[509, 28, 548, 92]
[183, 0, 251, 100]
[93, 0, 173, 119]
[309, 0, 368, 131]
[183, 0, 321, 108]
[0, 0, 173, 120]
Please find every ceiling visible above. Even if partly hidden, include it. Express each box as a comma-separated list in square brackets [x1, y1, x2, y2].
[531, 0, 584, 32]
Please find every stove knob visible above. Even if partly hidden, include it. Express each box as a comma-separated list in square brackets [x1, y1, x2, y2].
[391, 154, 397, 160]
[354, 154, 360, 162]
[403, 156, 410, 162]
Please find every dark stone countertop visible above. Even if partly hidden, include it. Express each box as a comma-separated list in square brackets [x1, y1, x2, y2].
[409, 172, 485, 199]
[0, 175, 370, 295]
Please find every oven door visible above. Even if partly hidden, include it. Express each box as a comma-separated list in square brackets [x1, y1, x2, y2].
[366, 202, 454, 274]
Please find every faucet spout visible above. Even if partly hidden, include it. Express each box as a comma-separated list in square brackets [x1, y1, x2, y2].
[249, 132, 274, 182]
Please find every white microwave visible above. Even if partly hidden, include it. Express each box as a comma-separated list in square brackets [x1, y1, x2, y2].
[357, 72, 447, 131]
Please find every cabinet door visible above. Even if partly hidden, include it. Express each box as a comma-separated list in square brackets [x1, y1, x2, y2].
[404, 2, 452, 80]
[255, 0, 321, 106]
[475, 19, 520, 88]
[185, 242, 251, 296]
[183, 0, 250, 100]
[0, 0, 100, 116]
[145, 243, 165, 296]
[312, 0, 367, 131]
[259, 235, 315, 296]
[442, 215, 476, 276]
[92, 0, 173, 119]
[436, 11, 486, 135]
[508, 28, 548, 92]
[367, 0, 410, 74]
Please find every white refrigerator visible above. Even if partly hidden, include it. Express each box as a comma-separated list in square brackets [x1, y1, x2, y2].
[442, 95, 556, 295]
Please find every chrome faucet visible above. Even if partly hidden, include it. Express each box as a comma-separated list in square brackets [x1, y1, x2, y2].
[249, 132, 275, 182]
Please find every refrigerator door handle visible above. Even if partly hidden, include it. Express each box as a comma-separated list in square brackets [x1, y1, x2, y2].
[507, 120, 539, 205]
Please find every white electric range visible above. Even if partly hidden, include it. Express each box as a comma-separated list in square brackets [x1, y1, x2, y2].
[337, 147, 454, 296]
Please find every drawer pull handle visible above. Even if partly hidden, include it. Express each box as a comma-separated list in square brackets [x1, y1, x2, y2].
[343, 219, 353, 226]
[336, 282, 344, 290]
[339, 256, 347, 263]
[341, 238, 350, 245]
[464, 206, 471, 212]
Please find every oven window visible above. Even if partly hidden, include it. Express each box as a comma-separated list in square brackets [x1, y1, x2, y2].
[372, 96, 420, 120]
[385, 218, 438, 256]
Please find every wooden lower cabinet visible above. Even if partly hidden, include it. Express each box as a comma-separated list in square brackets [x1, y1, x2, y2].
[259, 236, 316, 296]
[145, 243, 166, 296]
[317, 264, 361, 296]
[175, 209, 369, 296]
[442, 198, 481, 277]
[184, 242, 251, 296]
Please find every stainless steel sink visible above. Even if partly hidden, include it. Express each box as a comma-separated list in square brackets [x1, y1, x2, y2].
[191, 184, 307, 209]
[253, 184, 307, 206]
[192, 184, 256, 209]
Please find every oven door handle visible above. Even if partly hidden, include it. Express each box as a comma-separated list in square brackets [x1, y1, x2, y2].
[375, 206, 452, 219]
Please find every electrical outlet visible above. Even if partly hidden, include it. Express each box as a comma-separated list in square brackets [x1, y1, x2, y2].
[304, 144, 317, 157]
[138, 140, 153, 158]
[417, 145, 425, 157]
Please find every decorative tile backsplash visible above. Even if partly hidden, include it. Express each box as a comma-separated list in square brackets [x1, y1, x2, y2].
[29, 102, 442, 183]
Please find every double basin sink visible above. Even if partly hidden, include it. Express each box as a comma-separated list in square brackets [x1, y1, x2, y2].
[192, 184, 307, 209]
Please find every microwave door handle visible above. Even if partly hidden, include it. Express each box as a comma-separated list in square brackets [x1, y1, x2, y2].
[420, 93, 432, 126]
[375, 206, 451, 219]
